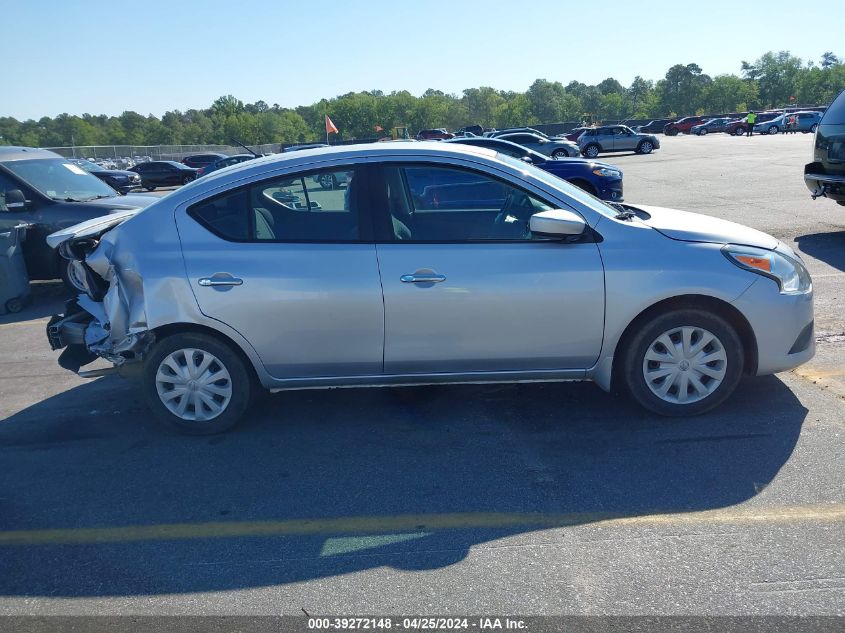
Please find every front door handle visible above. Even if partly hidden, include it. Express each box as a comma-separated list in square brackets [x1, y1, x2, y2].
[198, 276, 243, 287]
[400, 273, 446, 283]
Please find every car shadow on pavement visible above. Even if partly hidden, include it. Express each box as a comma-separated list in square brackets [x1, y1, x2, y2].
[0, 374, 806, 597]
[794, 230, 845, 272]
[0, 282, 67, 325]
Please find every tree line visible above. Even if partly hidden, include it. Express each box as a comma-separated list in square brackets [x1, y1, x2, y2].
[1, 50, 842, 149]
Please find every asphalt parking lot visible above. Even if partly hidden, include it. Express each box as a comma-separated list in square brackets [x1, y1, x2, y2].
[1, 134, 844, 616]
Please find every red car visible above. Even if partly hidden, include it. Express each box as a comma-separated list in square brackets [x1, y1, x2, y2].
[563, 126, 591, 142]
[663, 116, 710, 136]
[723, 112, 782, 136]
[415, 128, 455, 140]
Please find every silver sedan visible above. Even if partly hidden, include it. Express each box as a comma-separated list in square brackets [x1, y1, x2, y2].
[47, 143, 814, 434]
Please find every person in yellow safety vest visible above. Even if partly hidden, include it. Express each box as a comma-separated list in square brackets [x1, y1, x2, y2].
[745, 111, 757, 137]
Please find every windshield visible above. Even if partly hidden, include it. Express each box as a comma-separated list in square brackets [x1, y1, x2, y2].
[495, 152, 618, 220]
[5, 158, 117, 201]
[71, 160, 105, 173]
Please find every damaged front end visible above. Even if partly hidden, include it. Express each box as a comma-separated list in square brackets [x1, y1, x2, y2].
[46, 212, 155, 376]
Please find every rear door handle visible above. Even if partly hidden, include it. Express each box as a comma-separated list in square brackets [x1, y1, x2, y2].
[198, 276, 243, 287]
[400, 273, 446, 283]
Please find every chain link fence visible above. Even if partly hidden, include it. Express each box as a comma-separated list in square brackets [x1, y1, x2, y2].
[40, 144, 283, 162]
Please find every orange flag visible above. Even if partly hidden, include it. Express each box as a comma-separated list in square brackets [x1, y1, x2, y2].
[325, 115, 339, 134]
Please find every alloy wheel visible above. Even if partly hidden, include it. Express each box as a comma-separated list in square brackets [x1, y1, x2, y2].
[640, 141, 653, 154]
[641, 326, 727, 405]
[155, 348, 233, 422]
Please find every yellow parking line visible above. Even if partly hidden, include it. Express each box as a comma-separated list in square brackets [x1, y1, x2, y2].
[0, 504, 842, 546]
[0, 319, 50, 328]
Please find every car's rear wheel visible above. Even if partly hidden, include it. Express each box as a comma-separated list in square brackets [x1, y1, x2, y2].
[182, 175, 194, 185]
[734, 127, 746, 136]
[144, 184, 156, 191]
[551, 149, 570, 159]
[144, 332, 253, 435]
[637, 140, 654, 154]
[619, 309, 744, 416]
[583, 144, 600, 158]
[699, 128, 708, 135]
[768, 126, 779, 135]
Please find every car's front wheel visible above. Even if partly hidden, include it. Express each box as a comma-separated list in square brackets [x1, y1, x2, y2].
[637, 140, 654, 154]
[810, 123, 818, 133]
[143, 332, 253, 434]
[144, 184, 156, 191]
[182, 175, 194, 185]
[768, 126, 779, 135]
[665, 127, 679, 136]
[59, 258, 88, 294]
[734, 127, 746, 136]
[699, 128, 708, 135]
[619, 309, 744, 416]
[318, 173, 338, 190]
[583, 144, 601, 158]
[551, 149, 571, 159]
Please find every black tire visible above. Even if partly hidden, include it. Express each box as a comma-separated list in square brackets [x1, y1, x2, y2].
[143, 332, 254, 435]
[618, 309, 744, 417]
[810, 123, 818, 133]
[182, 175, 194, 186]
[699, 129, 708, 136]
[665, 127, 679, 136]
[144, 184, 156, 191]
[734, 127, 746, 136]
[768, 126, 779, 135]
[637, 140, 654, 154]
[551, 149, 570, 159]
[583, 143, 601, 158]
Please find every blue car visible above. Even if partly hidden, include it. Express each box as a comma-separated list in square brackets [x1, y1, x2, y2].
[446, 137, 623, 201]
[754, 111, 823, 135]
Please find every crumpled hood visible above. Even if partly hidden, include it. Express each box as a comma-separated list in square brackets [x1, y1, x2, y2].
[84, 193, 158, 211]
[46, 209, 140, 248]
[628, 204, 779, 250]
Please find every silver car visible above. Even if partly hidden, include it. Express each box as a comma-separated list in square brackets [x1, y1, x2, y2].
[46, 143, 814, 434]
[577, 125, 660, 158]
[495, 132, 581, 158]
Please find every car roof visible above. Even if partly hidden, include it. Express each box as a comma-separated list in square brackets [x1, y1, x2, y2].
[0, 146, 64, 163]
[167, 142, 507, 198]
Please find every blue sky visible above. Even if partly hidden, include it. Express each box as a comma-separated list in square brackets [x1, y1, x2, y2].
[2, 0, 840, 120]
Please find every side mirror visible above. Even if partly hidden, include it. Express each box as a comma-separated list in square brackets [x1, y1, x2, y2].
[529, 209, 587, 237]
[521, 156, 534, 164]
[5, 189, 28, 211]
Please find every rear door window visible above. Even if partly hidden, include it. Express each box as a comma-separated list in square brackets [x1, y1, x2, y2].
[189, 167, 359, 242]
